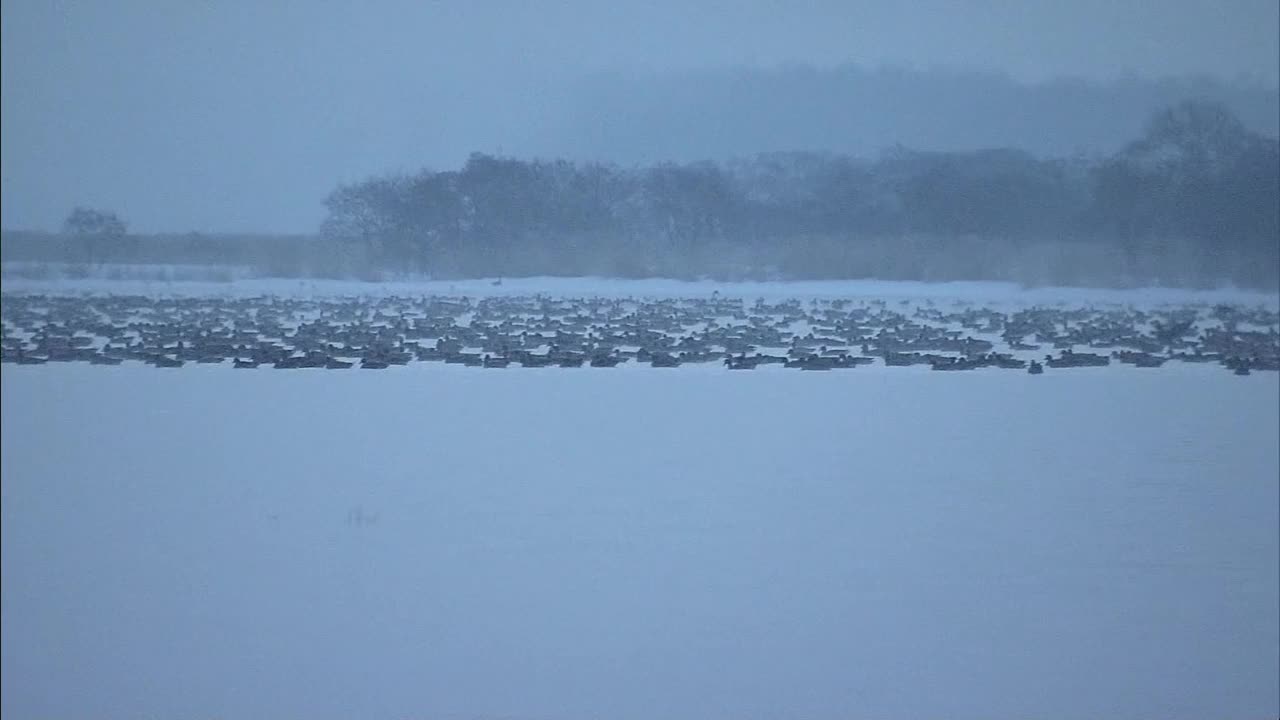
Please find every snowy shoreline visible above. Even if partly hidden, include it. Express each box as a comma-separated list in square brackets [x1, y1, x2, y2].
[3, 271, 1278, 308]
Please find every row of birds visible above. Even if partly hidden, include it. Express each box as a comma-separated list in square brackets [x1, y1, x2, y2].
[2, 293, 1277, 375]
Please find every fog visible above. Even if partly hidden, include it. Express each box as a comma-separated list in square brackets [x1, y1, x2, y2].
[5, 6, 1280, 718]
[3, 0, 1278, 234]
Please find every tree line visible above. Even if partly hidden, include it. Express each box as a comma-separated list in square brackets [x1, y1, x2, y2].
[319, 99, 1279, 288]
[10, 99, 1276, 289]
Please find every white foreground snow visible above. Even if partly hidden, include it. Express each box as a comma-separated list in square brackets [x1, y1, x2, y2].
[2, 362, 1277, 720]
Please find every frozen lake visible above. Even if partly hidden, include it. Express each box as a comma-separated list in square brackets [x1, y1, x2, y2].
[2, 360, 1277, 720]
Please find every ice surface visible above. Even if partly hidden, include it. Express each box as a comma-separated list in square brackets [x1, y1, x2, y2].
[2, 360, 1277, 720]
[3, 272, 1278, 308]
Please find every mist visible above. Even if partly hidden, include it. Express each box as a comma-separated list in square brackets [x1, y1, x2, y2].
[4, 5, 1280, 717]
[3, 0, 1278, 235]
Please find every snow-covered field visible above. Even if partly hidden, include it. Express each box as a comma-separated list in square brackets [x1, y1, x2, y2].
[2, 278, 1278, 720]
[4, 271, 1279, 308]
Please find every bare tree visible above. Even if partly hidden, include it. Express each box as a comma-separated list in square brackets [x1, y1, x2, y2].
[63, 207, 129, 264]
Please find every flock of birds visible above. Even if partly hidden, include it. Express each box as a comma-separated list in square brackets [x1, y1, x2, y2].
[2, 292, 1278, 376]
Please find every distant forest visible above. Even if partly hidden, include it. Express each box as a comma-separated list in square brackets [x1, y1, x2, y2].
[319, 99, 1280, 288]
[3, 99, 1278, 289]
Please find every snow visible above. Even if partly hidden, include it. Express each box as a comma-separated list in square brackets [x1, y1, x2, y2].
[3, 361, 1277, 720]
[3, 271, 1278, 308]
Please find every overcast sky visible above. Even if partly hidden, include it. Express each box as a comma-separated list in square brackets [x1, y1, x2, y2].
[3, 0, 1278, 234]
